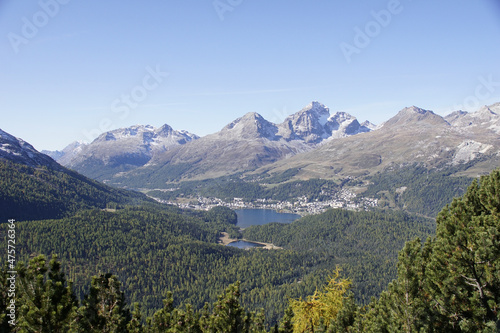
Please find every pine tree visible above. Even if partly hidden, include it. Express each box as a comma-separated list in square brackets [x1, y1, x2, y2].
[78, 273, 131, 333]
[278, 306, 294, 333]
[202, 282, 248, 333]
[127, 303, 144, 333]
[326, 292, 359, 333]
[425, 171, 500, 331]
[0, 264, 13, 333]
[146, 291, 176, 332]
[16, 255, 78, 332]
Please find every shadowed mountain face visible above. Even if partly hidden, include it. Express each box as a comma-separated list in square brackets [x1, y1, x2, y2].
[258, 103, 500, 179]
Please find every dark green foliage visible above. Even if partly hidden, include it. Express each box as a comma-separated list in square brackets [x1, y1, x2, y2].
[350, 169, 500, 332]
[326, 293, 359, 333]
[146, 291, 201, 333]
[363, 164, 474, 217]
[425, 171, 500, 331]
[78, 273, 131, 332]
[243, 209, 435, 304]
[8, 206, 309, 325]
[202, 282, 247, 332]
[16, 255, 78, 332]
[0, 160, 150, 222]
[6, 203, 434, 327]
[127, 303, 144, 333]
[205, 206, 237, 225]
[69, 156, 149, 182]
[278, 306, 294, 333]
[0, 264, 13, 333]
[10, 255, 269, 332]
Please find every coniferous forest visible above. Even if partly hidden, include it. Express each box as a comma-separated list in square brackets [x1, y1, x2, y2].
[1, 164, 500, 331]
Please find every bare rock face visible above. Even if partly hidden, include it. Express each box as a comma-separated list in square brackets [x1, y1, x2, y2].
[277, 101, 332, 143]
[446, 103, 500, 134]
[277, 102, 372, 143]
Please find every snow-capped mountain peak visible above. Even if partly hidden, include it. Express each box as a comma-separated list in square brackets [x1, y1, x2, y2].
[51, 123, 199, 180]
[0, 128, 61, 169]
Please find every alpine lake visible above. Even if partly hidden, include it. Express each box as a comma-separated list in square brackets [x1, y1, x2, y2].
[226, 209, 301, 249]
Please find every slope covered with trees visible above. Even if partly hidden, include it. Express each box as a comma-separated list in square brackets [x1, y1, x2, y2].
[290, 169, 500, 332]
[6, 165, 499, 333]
[243, 209, 434, 304]
[5, 203, 435, 327]
[0, 160, 150, 222]
[362, 163, 474, 217]
[3, 159, 499, 331]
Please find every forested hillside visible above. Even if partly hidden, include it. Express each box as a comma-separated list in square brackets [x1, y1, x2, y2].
[5, 203, 434, 327]
[362, 163, 474, 217]
[242, 209, 435, 303]
[0, 160, 150, 221]
[3, 169, 500, 332]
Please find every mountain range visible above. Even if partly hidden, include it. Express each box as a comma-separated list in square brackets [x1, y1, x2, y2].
[261, 103, 500, 180]
[48, 102, 375, 183]
[45, 124, 199, 180]
[0, 128, 150, 221]
[23, 101, 500, 190]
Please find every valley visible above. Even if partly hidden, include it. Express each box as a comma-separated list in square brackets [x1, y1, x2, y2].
[149, 186, 379, 215]
[2, 101, 500, 331]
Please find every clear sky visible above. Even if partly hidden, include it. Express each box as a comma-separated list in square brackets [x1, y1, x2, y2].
[1, 0, 500, 151]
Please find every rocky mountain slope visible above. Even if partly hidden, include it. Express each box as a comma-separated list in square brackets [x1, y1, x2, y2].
[106, 102, 372, 185]
[277, 101, 372, 143]
[52, 124, 199, 181]
[258, 103, 500, 180]
[42, 141, 87, 164]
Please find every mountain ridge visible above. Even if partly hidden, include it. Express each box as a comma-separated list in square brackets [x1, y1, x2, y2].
[257, 102, 500, 180]
[107, 102, 373, 183]
[0, 128, 63, 170]
[0, 128, 152, 221]
[49, 102, 372, 183]
[42, 101, 500, 188]
[51, 124, 199, 180]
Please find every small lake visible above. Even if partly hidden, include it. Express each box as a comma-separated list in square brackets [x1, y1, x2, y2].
[234, 209, 300, 228]
[227, 240, 264, 249]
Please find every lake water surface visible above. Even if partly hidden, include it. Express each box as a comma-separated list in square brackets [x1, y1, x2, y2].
[227, 240, 264, 249]
[234, 209, 301, 228]
[226, 209, 300, 249]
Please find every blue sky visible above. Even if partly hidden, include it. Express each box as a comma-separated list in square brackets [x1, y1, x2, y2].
[1, 0, 500, 151]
